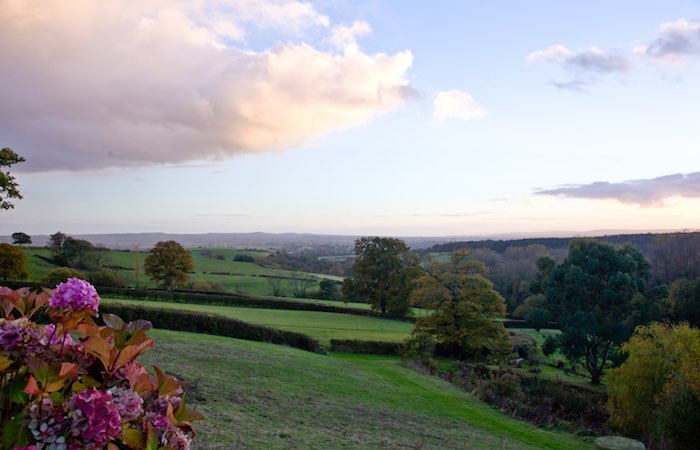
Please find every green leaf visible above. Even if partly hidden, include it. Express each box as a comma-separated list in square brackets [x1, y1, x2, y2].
[4, 377, 29, 404]
[1, 412, 30, 450]
[120, 425, 146, 450]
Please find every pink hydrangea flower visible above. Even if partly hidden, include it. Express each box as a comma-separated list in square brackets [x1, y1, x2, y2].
[49, 278, 100, 313]
[66, 389, 121, 446]
[0, 318, 29, 350]
[108, 387, 144, 422]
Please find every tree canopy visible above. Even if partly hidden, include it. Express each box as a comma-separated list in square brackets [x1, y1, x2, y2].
[0, 242, 28, 281]
[11, 232, 31, 246]
[0, 148, 25, 210]
[607, 322, 700, 450]
[410, 250, 509, 361]
[347, 236, 417, 317]
[530, 239, 651, 384]
[144, 240, 194, 290]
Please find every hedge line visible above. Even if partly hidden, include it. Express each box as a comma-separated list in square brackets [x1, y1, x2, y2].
[3, 281, 414, 323]
[329, 339, 402, 355]
[99, 303, 323, 353]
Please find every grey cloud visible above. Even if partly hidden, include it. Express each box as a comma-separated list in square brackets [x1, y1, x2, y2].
[565, 50, 629, 74]
[536, 172, 700, 206]
[636, 19, 700, 63]
[528, 45, 629, 90]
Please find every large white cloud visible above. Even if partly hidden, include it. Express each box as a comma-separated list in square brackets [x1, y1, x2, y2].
[0, 0, 414, 171]
[635, 19, 700, 65]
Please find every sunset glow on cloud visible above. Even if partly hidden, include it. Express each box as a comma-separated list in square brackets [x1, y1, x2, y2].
[0, 0, 413, 171]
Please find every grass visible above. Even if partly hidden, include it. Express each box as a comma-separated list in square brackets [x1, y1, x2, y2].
[103, 298, 414, 344]
[22, 247, 341, 298]
[140, 329, 593, 449]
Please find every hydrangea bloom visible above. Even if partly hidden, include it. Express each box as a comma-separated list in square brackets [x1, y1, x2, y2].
[27, 398, 67, 449]
[66, 389, 121, 446]
[49, 278, 100, 313]
[149, 414, 191, 450]
[108, 387, 144, 422]
[0, 318, 29, 350]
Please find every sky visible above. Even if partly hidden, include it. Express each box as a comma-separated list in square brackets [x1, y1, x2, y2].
[2, 0, 700, 237]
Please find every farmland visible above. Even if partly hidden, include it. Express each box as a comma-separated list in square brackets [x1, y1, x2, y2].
[22, 246, 342, 298]
[140, 329, 593, 449]
[102, 297, 413, 344]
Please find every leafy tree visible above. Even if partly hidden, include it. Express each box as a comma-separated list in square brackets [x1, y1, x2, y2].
[666, 277, 700, 326]
[317, 279, 340, 300]
[530, 239, 651, 384]
[144, 240, 194, 290]
[350, 236, 418, 316]
[0, 242, 28, 281]
[0, 147, 25, 210]
[47, 231, 68, 254]
[41, 267, 87, 284]
[607, 322, 700, 450]
[410, 250, 510, 361]
[11, 231, 31, 246]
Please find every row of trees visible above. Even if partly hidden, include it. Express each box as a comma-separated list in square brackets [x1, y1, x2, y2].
[344, 237, 510, 361]
[344, 236, 698, 384]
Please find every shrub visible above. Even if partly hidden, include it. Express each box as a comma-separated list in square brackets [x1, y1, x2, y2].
[607, 322, 700, 450]
[89, 267, 127, 287]
[41, 267, 87, 284]
[233, 255, 255, 263]
[0, 280, 202, 448]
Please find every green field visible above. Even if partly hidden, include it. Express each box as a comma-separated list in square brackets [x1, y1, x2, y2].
[140, 329, 592, 449]
[103, 298, 414, 344]
[23, 247, 342, 298]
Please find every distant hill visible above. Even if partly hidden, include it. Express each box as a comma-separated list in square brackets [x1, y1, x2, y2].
[427, 232, 700, 255]
[2, 230, 697, 254]
[0, 232, 449, 251]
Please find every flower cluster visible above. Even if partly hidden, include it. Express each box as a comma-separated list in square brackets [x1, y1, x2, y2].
[67, 388, 122, 446]
[0, 282, 203, 449]
[48, 278, 100, 312]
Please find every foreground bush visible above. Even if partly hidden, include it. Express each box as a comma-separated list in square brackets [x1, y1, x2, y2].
[0, 279, 203, 449]
[607, 322, 700, 450]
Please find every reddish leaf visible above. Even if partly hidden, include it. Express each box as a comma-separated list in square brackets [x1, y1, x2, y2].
[59, 362, 79, 379]
[23, 375, 41, 396]
[113, 340, 154, 371]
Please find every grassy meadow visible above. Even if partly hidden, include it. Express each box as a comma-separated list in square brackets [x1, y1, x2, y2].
[103, 298, 413, 344]
[141, 329, 593, 450]
[22, 247, 343, 298]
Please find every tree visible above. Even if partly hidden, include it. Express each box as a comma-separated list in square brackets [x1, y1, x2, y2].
[144, 240, 194, 290]
[530, 239, 651, 384]
[607, 322, 700, 450]
[47, 231, 68, 254]
[350, 236, 418, 316]
[317, 279, 340, 300]
[0, 242, 28, 281]
[648, 232, 700, 285]
[409, 250, 510, 361]
[666, 277, 700, 326]
[11, 232, 31, 246]
[0, 148, 25, 210]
